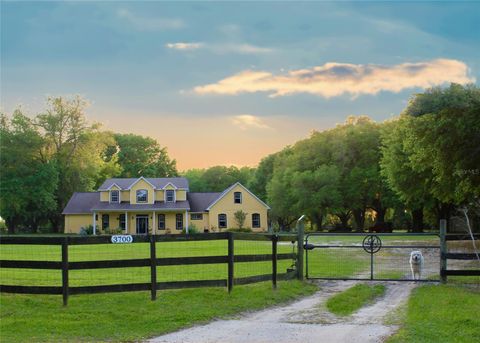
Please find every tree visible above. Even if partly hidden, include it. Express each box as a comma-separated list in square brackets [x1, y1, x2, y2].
[183, 168, 209, 192]
[290, 166, 341, 230]
[113, 133, 178, 178]
[233, 210, 248, 229]
[250, 152, 280, 203]
[0, 110, 58, 233]
[382, 84, 480, 230]
[380, 118, 433, 231]
[183, 165, 255, 193]
[35, 96, 120, 232]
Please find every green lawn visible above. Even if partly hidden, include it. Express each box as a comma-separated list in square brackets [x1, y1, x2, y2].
[0, 240, 296, 286]
[326, 283, 386, 316]
[388, 284, 480, 343]
[0, 280, 318, 342]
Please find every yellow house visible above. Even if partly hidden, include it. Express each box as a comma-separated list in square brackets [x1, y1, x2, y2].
[63, 177, 270, 234]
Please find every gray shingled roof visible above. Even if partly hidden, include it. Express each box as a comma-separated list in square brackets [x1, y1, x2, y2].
[62, 192, 190, 214]
[98, 177, 189, 191]
[187, 192, 222, 212]
[91, 201, 190, 211]
[62, 192, 101, 214]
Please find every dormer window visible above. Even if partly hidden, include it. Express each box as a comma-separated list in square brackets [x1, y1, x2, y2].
[136, 189, 148, 203]
[166, 190, 175, 202]
[234, 192, 242, 204]
[110, 190, 119, 203]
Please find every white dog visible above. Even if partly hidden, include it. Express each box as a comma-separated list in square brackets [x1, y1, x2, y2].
[409, 251, 424, 280]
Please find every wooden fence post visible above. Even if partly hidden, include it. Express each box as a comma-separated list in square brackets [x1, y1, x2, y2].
[150, 235, 157, 300]
[440, 219, 447, 283]
[296, 215, 305, 281]
[61, 237, 69, 306]
[272, 234, 278, 289]
[227, 232, 234, 293]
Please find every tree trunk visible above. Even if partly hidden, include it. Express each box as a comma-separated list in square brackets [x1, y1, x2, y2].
[353, 208, 366, 231]
[336, 212, 351, 228]
[438, 203, 454, 232]
[50, 215, 62, 234]
[375, 208, 386, 225]
[6, 216, 18, 234]
[411, 208, 424, 233]
[312, 212, 323, 231]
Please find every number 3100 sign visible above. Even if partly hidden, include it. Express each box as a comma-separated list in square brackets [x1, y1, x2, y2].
[111, 235, 133, 244]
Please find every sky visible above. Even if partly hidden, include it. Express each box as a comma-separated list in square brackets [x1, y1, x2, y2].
[1, 1, 479, 170]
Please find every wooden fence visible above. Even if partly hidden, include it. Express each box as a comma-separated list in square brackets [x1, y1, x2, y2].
[0, 232, 299, 305]
[439, 219, 480, 282]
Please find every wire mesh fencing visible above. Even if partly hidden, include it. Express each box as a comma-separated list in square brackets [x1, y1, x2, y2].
[305, 233, 441, 281]
[0, 232, 299, 305]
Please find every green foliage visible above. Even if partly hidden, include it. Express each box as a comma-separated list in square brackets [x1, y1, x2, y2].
[233, 210, 248, 229]
[34, 96, 121, 232]
[401, 84, 480, 205]
[388, 285, 480, 343]
[227, 227, 253, 233]
[0, 110, 58, 233]
[266, 116, 397, 231]
[182, 224, 200, 234]
[112, 133, 178, 178]
[326, 284, 386, 316]
[183, 165, 255, 192]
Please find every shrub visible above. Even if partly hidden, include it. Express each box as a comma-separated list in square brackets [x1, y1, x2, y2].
[227, 227, 252, 233]
[182, 224, 200, 234]
[233, 210, 247, 229]
[79, 224, 96, 235]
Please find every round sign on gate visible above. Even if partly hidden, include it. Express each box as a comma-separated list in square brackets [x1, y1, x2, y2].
[111, 235, 133, 244]
[362, 235, 382, 254]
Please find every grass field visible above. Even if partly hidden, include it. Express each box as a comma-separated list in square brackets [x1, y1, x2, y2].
[387, 284, 480, 343]
[0, 233, 445, 286]
[326, 283, 386, 316]
[0, 280, 318, 342]
[0, 239, 296, 286]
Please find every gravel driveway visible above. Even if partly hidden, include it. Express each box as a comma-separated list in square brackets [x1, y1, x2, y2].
[148, 280, 417, 343]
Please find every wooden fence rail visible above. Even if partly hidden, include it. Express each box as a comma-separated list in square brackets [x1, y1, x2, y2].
[439, 219, 480, 282]
[0, 232, 298, 305]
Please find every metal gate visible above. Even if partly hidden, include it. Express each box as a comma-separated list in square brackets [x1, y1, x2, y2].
[304, 233, 440, 281]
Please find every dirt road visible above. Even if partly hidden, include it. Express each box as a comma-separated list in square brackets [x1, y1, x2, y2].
[148, 280, 417, 343]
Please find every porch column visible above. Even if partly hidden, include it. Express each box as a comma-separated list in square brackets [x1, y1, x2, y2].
[93, 211, 96, 235]
[185, 210, 189, 234]
[153, 211, 156, 235]
[125, 211, 128, 234]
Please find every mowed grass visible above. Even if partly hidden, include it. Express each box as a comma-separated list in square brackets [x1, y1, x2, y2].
[0, 280, 318, 342]
[388, 284, 480, 343]
[0, 240, 296, 286]
[326, 283, 386, 316]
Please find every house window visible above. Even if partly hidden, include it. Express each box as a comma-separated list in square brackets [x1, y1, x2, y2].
[218, 214, 227, 229]
[119, 214, 126, 229]
[158, 214, 165, 230]
[176, 213, 183, 230]
[252, 213, 261, 228]
[110, 190, 119, 203]
[136, 189, 148, 202]
[191, 213, 203, 220]
[234, 192, 242, 204]
[102, 214, 109, 230]
[166, 190, 175, 202]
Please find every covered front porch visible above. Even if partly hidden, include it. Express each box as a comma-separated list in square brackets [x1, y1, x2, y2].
[92, 210, 189, 235]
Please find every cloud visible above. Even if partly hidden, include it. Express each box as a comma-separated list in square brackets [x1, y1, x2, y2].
[231, 115, 272, 130]
[165, 42, 272, 54]
[194, 59, 475, 98]
[165, 42, 203, 50]
[211, 43, 273, 55]
[117, 9, 185, 31]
